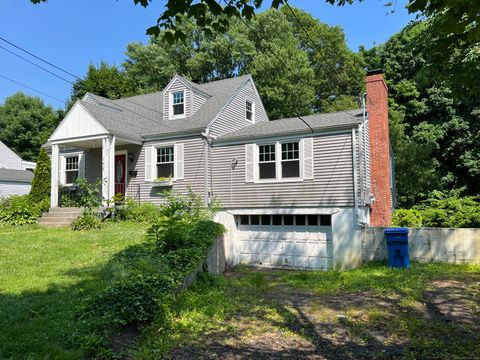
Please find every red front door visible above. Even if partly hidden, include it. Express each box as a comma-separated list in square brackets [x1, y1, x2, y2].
[115, 154, 126, 196]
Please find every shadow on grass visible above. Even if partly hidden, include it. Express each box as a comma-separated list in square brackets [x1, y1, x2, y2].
[0, 277, 102, 359]
[164, 265, 480, 360]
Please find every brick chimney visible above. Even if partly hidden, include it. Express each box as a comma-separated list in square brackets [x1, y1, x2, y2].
[366, 70, 392, 226]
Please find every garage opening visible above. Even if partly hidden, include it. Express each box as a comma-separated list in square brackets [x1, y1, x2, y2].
[235, 214, 333, 269]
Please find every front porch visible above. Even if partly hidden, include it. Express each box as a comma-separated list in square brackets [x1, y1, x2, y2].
[50, 134, 142, 207]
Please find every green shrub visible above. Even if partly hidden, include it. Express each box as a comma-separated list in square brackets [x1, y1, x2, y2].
[29, 148, 51, 203]
[0, 195, 49, 226]
[414, 191, 480, 228]
[82, 220, 224, 327]
[392, 209, 423, 227]
[71, 213, 102, 231]
[115, 199, 162, 223]
[60, 178, 102, 210]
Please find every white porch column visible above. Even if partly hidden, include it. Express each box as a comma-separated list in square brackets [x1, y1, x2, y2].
[101, 135, 115, 205]
[50, 144, 59, 208]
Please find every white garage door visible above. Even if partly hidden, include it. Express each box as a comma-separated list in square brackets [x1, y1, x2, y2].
[236, 214, 332, 269]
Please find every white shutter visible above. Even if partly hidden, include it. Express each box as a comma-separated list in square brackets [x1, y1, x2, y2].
[78, 152, 86, 179]
[302, 137, 314, 180]
[174, 143, 184, 180]
[145, 146, 154, 181]
[60, 155, 66, 185]
[245, 144, 255, 183]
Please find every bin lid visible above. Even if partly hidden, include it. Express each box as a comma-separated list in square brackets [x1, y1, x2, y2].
[384, 227, 409, 234]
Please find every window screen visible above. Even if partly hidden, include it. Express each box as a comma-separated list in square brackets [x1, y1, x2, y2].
[246, 100, 253, 121]
[281, 142, 300, 178]
[172, 91, 184, 115]
[65, 156, 79, 184]
[156, 146, 174, 178]
[258, 144, 276, 179]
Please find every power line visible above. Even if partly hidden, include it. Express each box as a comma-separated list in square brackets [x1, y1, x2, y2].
[222, 0, 290, 70]
[284, 1, 360, 118]
[0, 44, 74, 85]
[0, 74, 66, 104]
[0, 36, 81, 80]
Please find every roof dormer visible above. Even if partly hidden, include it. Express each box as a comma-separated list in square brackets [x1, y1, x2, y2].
[162, 75, 209, 120]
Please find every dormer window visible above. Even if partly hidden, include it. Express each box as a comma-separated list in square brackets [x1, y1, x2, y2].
[172, 91, 185, 116]
[246, 100, 254, 122]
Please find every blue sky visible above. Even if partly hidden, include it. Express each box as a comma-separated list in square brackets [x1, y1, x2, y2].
[0, 0, 415, 109]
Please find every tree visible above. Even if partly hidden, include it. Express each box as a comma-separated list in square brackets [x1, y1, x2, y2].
[362, 14, 480, 207]
[29, 148, 51, 203]
[123, 8, 362, 118]
[0, 93, 59, 161]
[69, 62, 138, 106]
[30, 0, 480, 45]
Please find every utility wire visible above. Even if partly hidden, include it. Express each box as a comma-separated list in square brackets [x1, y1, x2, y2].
[222, 0, 290, 70]
[0, 44, 74, 85]
[0, 74, 66, 104]
[0, 36, 81, 80]
[284, 1, 360, 118]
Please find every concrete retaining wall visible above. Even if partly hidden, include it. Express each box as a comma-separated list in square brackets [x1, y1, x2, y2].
[362, 227, 480, 264]
[181, 235, 226, 290]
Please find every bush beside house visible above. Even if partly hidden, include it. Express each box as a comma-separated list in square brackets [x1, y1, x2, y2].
[29, 148, 51, 203]
[392, 193, 480, 228]
[76, 191, 224, 356]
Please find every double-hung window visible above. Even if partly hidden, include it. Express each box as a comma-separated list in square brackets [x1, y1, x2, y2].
[65, 156, 79, 185]
[258, 144, 276, 180]
[281, 142, 300, 178]
[156, 146, 174, 178]
[246, 100, 254, 122]
[172, 91, 184, 116]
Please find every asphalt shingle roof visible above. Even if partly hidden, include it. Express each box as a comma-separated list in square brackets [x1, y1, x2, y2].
[0, 168, 34, 183]
[215, 109, 364, 143]
[80, 74, 250, 138]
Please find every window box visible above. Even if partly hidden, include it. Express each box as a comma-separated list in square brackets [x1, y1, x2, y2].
[151, 177, 174, 186]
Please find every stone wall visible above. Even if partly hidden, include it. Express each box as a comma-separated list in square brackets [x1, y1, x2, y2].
[362, 227, 480, 264]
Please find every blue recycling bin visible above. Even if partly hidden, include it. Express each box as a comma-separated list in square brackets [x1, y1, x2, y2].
[384, 228, 410, 268]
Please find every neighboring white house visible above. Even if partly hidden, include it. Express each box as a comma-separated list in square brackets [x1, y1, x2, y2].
[0, 141, 36, 197]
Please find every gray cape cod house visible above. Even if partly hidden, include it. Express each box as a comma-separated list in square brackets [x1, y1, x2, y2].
[46, 71, 393, 269]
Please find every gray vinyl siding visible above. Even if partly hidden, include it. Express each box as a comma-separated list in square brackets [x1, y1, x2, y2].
[84, 144, 142, 199]
[163, 78, 202, 120]
[133, 136, 206, 204]
[192, 89, 208, 115]
[211, 132, 355, 208]
[209, 80, 269, 138]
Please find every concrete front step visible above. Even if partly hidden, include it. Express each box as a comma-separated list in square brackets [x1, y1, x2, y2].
[38, 207, 83, 227]
[48, 207, 83, 214]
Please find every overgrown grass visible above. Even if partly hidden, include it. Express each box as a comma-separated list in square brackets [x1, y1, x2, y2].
[0, 222, 146, 359]
[136, 262, 480, 359]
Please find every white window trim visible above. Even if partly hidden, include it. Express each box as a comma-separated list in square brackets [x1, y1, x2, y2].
[155, 145, 175, 180]
[245, 99, 255, 123]
[255, 141, 303, 183]
[60, 152, 84, 186]
[169, 90, 186, 120]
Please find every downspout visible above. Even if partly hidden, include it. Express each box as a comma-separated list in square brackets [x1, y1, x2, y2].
[202, 128, 215, 207]
[351, 127, 359, 224]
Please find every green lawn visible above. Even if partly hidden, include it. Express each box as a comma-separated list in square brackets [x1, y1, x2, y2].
[136, 263, 480, 359]
[0, 222, 146, 359]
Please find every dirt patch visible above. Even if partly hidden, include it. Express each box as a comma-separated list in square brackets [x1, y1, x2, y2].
[168, 274, 480, 359]
[424, 279, 480, 329]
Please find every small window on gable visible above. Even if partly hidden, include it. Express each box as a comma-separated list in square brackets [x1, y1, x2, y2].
[246, 100, 254, 122]
[172, 91, 184, 116]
